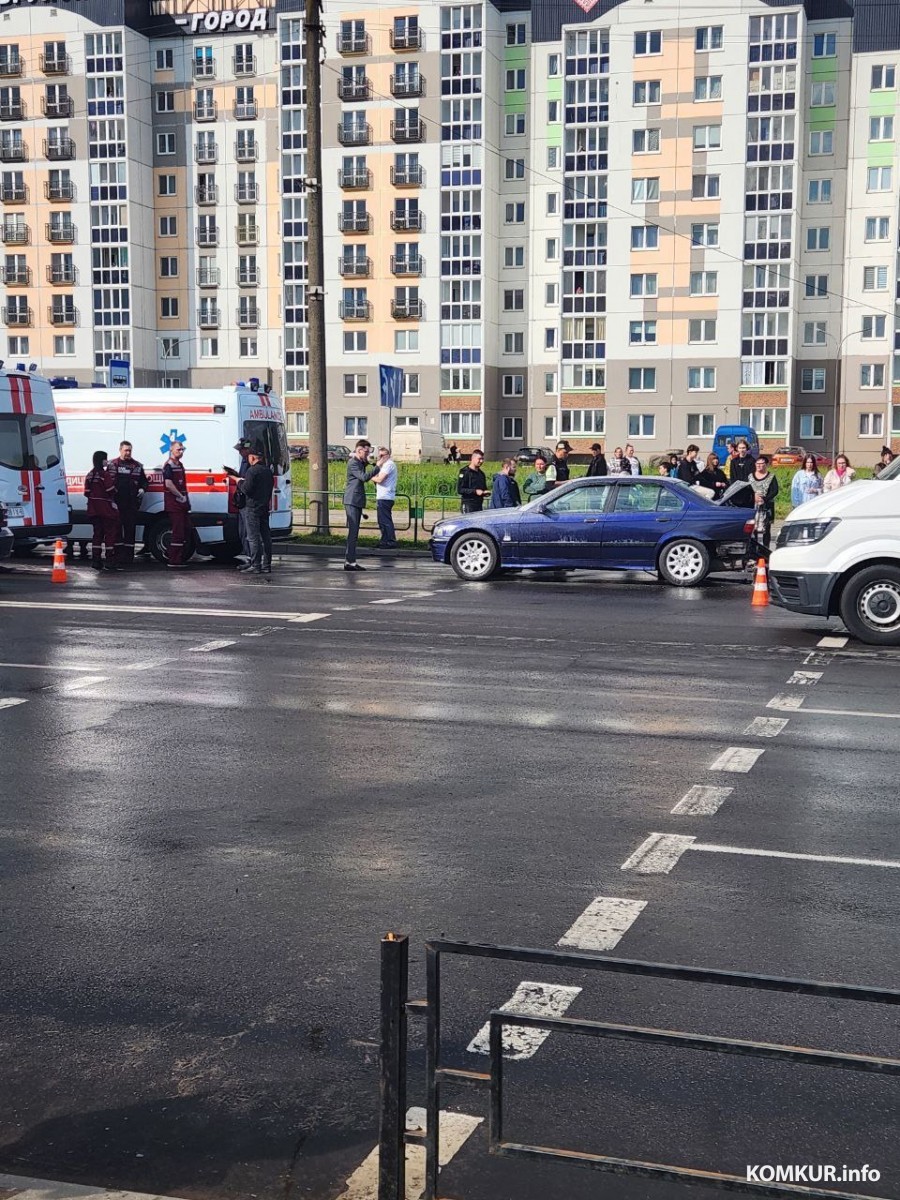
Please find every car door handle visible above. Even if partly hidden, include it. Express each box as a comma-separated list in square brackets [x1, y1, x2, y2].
[655, 517, 673, 523]
[584, 517, 600, 524]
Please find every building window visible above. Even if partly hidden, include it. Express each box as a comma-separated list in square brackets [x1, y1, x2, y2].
[545, 327, 557, 350]
[503, 245, 525, 268]
[807, 178, 832, 203]
[801, 367, 826, 392]
[160, 297, 178, 318]
[629, 320, 657, 345]
[627, 413, 656, 437]
[53, 335, 75, 355]
[870, 116, 894, 141]
[547, 53, 560, 76]
[547, 146, 560, 170]
[394, 329, 418, 352]
[544, 373, 557, 395]
[155, 48, 173, 70]
[690, 270, 718, 295]
[695, 26, 723, 51]
[742, 361, 788, 387]
[859, 412, 885, 436]
[693, 125, 721, 150]
[628, 369, 656, 393]
[440, 411, 481, 436]
[690, 222, 718, 247]
[504, 202, 525, 224]
[694, 75, 722, 101]
[545, 282, 558, 305]
[503, 289, 524, 311]
[503, 332, 524, 355]
[546, 193, 559, 215]
[809, 130, 833, 155]
[394, 416, 419, 428]
[200, 338, 218, 357]
[505, 68, 526, 91]
[502, 374, 524, 397]
[506, 22, 526, 45]
[689, 318, 717, 343]
[893, 406, 900, 435]
[401, 373, 419, 397]
[239, 337, 258, 358]
[630, 224, 659, 250]
[561, 409, 605, 435]
[631, 177, 660, 202]
[863, 265, 889, 291]
[286, 412, 309, 436]
[633, 80, 661, 105]
[862, 315, 887, 340]
[687, 413, 715, 437]
[545, 238, 559, 261]
[7, 337, 29, 354]
[158, 174, 176, 196]
[812, 32, 837, 57]
[799, 413, 824, 440]
[634, 31, 662, 56]
[872, 65, 896, 90]
[806, 227, 830, 251]
[630, 273, 658, 297]
[811, 82, 836, 107]
[344, 416, 368, 437]
[561, 365, 605, 389]
[688, 367, 716, 391]
[867, 166, 893, 191]
[739, 407, 787, 434]
[548, 100, 560, 123]
[343, 374, 367, 396]
[502, 416, 524, 440]
[860, 364, 886, 389]
[344, 331, 367, 353]
[156, 133, 176, 155]
[802, 321, 827, 345]
[632, 129, 660, 153]
[691, 174, 720, 199]
[159, 256, 178, 277]
[156, 90, 174, 113]
[504, 157, 526, 180]
[505, 113, 526, 136]
[804, 274, 828, 298]
[158, 216, 177, 237]
[545, 416, 557, 438]
[163, 379, 182, 389]
[865, 216, 891, 242]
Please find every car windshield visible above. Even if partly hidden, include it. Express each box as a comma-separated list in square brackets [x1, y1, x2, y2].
[875, 456, 900, 481]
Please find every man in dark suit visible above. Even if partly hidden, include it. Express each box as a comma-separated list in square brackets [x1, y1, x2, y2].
[343, 439, 376, 571]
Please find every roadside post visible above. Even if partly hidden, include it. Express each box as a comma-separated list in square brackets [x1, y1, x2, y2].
[378, 932, 408, 1200]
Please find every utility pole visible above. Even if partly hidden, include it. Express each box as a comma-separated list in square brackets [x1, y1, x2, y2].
[305, 0, 329, 532]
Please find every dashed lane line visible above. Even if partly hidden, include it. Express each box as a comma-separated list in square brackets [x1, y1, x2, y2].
[671, 785, 733, 816]
[743, 716, 789, 738]
[710, 747, 765, 772]
[557, 896, 647, 952]
[57, 676, 110, 692]
[0, 600, 330, 623]
[467, 981, 582, 1060]
[188, 639, 236, 652]
[767, 693, 806, 710]
[787, 670, 822, 685]
[620, 833, 696, 874]
[0, 1174, 192, 1200]
[818, 635, 849, 648]
[804, 651, 833, 667]
[0, 698, 27, 711]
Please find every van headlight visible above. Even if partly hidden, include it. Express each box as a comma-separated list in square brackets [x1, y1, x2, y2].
[776, 519, 840, 548]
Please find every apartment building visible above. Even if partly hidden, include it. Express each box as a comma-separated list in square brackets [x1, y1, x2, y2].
[1, 0, 898, 462]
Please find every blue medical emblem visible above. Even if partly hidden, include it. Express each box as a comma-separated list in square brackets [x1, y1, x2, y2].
[160, 428, 187, 455]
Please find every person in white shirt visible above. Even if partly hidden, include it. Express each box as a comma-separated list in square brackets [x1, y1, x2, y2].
[371, 446, 399, 548]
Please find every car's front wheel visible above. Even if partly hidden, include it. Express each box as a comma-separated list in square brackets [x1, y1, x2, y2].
[450, 532, 499, 581]
[839, 565, 900, 645]
[658, 538, 710, 587]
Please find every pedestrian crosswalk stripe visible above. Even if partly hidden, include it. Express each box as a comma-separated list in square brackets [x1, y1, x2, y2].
[467, 981, 582, 1060]
[710, 747, 764, 772]
[337, 1108, 481, 1200]
[0, 698, 27, 711]
[557, 896, 646, 952]
[0, 1173, 193, 1200]
[743, 716, 788, 738]
[671, 785, 733, 816]
[620, 833, 695, 874]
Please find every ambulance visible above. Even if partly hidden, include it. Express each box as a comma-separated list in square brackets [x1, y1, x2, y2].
[55, 383, 292, 561]
[0, 368, 71, 551]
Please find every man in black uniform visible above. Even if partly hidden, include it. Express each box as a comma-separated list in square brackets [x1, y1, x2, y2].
[586, 442, 608, 477]
[238, 443, 275, 576]
[224, 438, 253, 562]
[548, 441, 572, 489]
[108, 440, 148, 566]
[457, 449, 487, 513]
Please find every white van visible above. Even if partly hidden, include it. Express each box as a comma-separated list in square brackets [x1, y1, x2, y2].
[769, 456, 900, 644]
[0, 369, 71, 550]
[391, 427, 446, 463]
[55, 384, 292, 561]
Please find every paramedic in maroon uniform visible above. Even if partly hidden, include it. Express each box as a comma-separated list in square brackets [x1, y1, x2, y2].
[162, 440, 192, 566]
[83, 450, 119, 571]
[108, 440, 148, 566]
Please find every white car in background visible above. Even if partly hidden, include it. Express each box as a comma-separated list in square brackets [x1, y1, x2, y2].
[769, 456, 900, 644]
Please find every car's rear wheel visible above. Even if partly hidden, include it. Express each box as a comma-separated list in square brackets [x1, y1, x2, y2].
[450, 532, 499, 581]
[658, 538, 710, 587]
[839, 565, 900, 645]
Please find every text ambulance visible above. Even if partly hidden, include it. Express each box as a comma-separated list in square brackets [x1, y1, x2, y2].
[55, 384, 292, 561]
[0, 369, 71, 549]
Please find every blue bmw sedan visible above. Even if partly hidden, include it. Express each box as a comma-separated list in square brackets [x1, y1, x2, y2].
[430, 476, 754, 586]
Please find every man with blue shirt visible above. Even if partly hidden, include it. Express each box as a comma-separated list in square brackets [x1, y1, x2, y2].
[371, 445, 399, 549]
[490, 458, 521, 508]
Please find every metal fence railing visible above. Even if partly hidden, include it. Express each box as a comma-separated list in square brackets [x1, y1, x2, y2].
[292, 488, 463, 543]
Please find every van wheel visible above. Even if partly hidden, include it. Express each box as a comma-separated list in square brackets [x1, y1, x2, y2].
[146, 519, 172, 564]
[450, 532, 499, 581]
[657, 539, 710, 587]
[839, 566, 900, 645]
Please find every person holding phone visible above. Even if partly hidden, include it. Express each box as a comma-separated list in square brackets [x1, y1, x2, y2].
[224, 439, 253, 562]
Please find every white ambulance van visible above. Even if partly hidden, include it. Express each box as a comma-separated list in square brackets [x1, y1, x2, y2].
[0, 368, 71, 551]
[55, 383, 292, 561]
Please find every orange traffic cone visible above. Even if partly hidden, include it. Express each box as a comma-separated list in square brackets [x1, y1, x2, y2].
[51, 538, 68, 584]
[751, 557, 769, 608]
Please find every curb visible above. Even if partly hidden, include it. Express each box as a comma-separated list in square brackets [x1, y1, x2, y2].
[277, 541, 430, 559]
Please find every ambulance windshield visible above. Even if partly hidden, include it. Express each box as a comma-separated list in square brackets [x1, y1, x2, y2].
[243, 419, 290, 474]
[0, 413, 61, 471]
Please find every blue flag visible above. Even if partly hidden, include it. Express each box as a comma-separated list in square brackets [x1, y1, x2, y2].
[379, 364, 404, 409]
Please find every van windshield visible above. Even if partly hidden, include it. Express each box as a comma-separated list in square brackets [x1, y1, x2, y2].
[243, 420, 290, 474]
[0, 413, 61, 471]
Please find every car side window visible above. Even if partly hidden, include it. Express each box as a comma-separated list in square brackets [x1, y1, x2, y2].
[656, 488, 684, 512]
[613, 484, 659, 513]
[545, 484, 609, 514]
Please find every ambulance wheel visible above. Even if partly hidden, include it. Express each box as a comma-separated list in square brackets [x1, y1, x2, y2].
[147, 519, 172, 564]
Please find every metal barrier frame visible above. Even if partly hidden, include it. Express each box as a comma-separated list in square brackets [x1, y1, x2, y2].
[378, 938, 900, 1200]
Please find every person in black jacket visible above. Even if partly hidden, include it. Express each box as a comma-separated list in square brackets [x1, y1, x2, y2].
[586, 442, 608, 477]
[547, 441, 572, 488]
[457, 450, 487, 513]
[696, 453, 728, 499]
[676, 444, 701, 485]
[729, 440, 756, 484]
[343, 440, 376, 570]
[238, 443, 275, 576]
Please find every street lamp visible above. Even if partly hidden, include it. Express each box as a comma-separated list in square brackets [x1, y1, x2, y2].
[822, 327, 864, 459]
[156, 334, 201, 387]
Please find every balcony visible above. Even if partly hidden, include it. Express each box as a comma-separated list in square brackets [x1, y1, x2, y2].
[197, 266, 220, 287]
[0, 265, 30, 285]
[234, 100, 258, 119]
[3, 306, 32, 326]
[339, 167, 371, 189]
[391, 119, 424, 143]
[0, 141, 26, 162]
[390, 28, 422, 50]
[338, 77, 371, 101]
[339, 256, 371, 277]
[0, 58, 23, 78]
[339, 212, 371, 233]
[193, 102, 218, 121]
[193, 59, 215, 78]
[391, 210, 422, 232]
[391, 298, 423, 319]
[40, 53, 71, 75]
[237, 267, 259, 286]
[46, 264, 76, 284]
[45, 138, 75, 160]
[337, 32, 370, 55]
[49, 305, 77, 326]
[42, 97, 73, 118]
[0, 101, 25, 121]
[198, 306, 221, 328]
[234, 55, 256, 76]
[46, 221, 76, 243]
[390, 74, 424, 98]
[235, 182, 259, 203]
[391, 255, 423, 276]
[236, 224, 259, 246]
[237, 307, 259, 328]
[0, 183, 26, 202]
[195, 143, 217, 164]
[44, 179, 74, 201]
[195, 184, 218, 204]
[339, 299, 371, 321]
[196, 226, 219, 247]
[1, 224, 28, 244]
[235, 140, 257, 162]
[390, 164, 422, 187]
[338, 123, 371, 146]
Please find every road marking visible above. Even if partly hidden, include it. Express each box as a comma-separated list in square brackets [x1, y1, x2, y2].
[0, 1174, 193, 1200]
[60, 676, 109, 692]
[671, 785, 733, 816]
[557, 896, 647, 952]
[691, 842, 900, 871]
[0, 600, 329, 623]
[767, 693, 805, 711]
[710, 747, 764, 772]
[787, 670, 822, 686]
[130, 660, 169, 671]
[467, 981, 582, 1060]
[0, 698, 27, 711]
[787, 706, 900, 720]
[369, 598, 406, 605]
[620, 833, 695, 874]
[241, 626, 280, 638]
[818, 635, 849, 648]
[743, 716, 788, 738]
[189, 639, 236, 653]
[338, 1107, 481, 1200]
[288, 612, 330, 623]
[804, 651, 832, 667]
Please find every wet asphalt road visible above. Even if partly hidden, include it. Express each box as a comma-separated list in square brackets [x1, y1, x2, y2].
[0, 551, 899, 1200]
